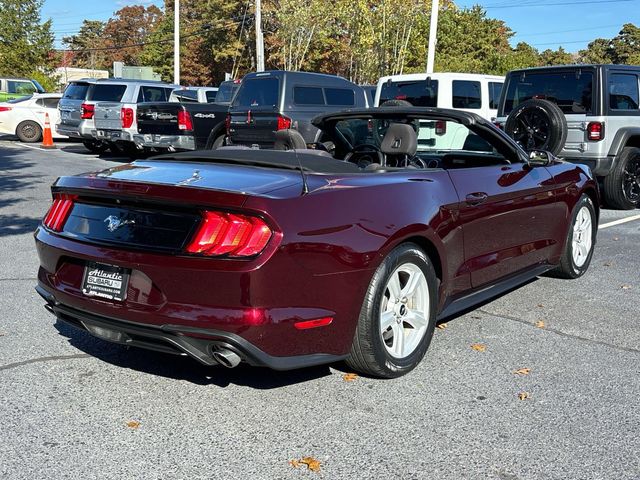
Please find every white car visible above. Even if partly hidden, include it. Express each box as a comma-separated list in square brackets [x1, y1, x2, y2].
[374, 72, 504, 121]
[0, 93, 66, 143]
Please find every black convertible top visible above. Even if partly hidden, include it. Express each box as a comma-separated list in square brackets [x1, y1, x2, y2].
[151, 148, 361, 174]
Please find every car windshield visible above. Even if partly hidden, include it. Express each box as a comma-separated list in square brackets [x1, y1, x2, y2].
[332, 117, 497, 154]
[503, 70, 594, 114]
[379, 80, 438, 106]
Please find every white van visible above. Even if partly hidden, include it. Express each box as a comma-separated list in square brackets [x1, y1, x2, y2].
[374, 72, 504, 121]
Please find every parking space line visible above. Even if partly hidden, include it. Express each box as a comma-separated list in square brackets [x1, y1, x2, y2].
[599, 214, 640, 230]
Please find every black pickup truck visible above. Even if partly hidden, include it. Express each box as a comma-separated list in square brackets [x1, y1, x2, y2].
[133, 81, 240, 152]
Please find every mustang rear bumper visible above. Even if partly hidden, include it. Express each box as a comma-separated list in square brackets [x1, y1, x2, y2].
[36, 285, 348, 370]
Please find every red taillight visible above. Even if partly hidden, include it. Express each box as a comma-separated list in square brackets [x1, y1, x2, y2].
[121, 107, 134, 129]
[277, 114, 292, 131]
[177, 110, 193, 131]
[185, 211, 273, 257]
[587, 122, 604, 141]
[80, 103, 94, 119]
[435, 120, 446, 135]
[0, 106, 12, 112]
[225, 113, 231, 135]
[43, 194, 77, 232]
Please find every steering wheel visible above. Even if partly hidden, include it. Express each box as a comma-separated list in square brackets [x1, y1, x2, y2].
[344, 143, 385, 168]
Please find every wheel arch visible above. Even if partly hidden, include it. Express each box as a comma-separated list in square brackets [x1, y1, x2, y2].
[607, 128, 640, 157]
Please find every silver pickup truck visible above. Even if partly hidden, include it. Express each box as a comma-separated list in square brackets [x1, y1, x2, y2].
[91, 79, 178, 157]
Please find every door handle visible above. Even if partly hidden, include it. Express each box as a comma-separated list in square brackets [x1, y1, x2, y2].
[465, 192, 488, 205]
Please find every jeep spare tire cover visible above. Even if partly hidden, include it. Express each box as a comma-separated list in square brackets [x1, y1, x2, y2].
[504, 98, 568, 155]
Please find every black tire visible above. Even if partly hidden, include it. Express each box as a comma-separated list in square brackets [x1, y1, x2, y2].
[504, 99, 567, 155]
[602, 147, 640, 210]
[16, 121, 42, 143]
[205, 129, 226, 149]
[82, 140, 109, 154]
[346, 243, 438, 378]
[551, 194, 597, 279]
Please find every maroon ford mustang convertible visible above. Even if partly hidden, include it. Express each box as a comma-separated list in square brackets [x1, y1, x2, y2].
[35, 108, 598, 378]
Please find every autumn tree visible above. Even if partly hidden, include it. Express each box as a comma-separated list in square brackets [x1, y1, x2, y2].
[103, 5, 164, 65]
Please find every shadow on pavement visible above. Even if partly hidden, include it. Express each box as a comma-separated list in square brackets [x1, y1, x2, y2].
[54, 320, 332, 389]
[0, 146, 43, 237]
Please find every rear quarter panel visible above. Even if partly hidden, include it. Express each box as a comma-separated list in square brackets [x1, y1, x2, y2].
[244, 170, 465, 326]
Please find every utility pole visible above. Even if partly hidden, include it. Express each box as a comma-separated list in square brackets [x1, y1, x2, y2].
[174, 0, 180, 84]
[255, 0, 265, 72]
[426, 0, 439, 73]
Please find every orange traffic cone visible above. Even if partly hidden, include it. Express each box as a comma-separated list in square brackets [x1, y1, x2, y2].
[42, 113, 56, 149]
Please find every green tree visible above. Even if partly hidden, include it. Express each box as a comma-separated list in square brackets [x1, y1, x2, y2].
[0, 0, 55, 81]
[539, 46, 575, 65]
[578, 38, 613, 64]
[609, 23, 640, 64]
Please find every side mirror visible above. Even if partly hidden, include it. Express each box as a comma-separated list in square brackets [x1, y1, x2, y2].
[527, 150, 552, 167]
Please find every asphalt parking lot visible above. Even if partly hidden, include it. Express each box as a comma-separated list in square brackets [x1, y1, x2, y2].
[0, 136, 638, 480]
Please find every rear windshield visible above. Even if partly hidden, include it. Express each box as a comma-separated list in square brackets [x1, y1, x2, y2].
[88, 84, 127, 102]
[63, 83, 90, 100]
[503, 71, 594, 115]
[232, 77, 279, 109]
[379, 80, 438, 107]
[215, 82, 239, 103]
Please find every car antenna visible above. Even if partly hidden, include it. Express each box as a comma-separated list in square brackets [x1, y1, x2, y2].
[292, 146, 309, 195]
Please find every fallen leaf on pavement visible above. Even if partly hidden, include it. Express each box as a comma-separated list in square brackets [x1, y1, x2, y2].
[290, 457, 321, 472]
[342, 373, 358, 382]
[518, 392, 530, 401]
[513, 368, 531, 375]
[0, 331, 6, 337]
[126, 420, 140, 429]
[621, 285, 631, 290]
[471, 343, 486, 352]
[603, 262, 612, 267]
[436, 322, 448, 330]
[537, 303, 544, 308]
[535, 320, 545, 328]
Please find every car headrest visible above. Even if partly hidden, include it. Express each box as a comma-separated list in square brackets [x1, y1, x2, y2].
[274, 129, 307, 150]
[380, 123, 417, 156]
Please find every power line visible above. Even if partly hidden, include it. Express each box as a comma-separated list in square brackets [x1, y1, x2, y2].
[514, 23, 624, 38]
[484, 0, 635, 8]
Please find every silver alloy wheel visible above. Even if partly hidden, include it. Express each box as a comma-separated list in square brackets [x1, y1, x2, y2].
[379, 262, 430, 359]
[571, 206, 593, 268]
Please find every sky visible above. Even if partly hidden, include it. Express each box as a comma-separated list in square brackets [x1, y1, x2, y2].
[43, 0, 639, 53]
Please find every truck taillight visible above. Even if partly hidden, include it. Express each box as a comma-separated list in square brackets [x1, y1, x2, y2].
[225, 113, 231, 135]
[80, 103, 94, 119]
[185, 211, 273, 257]
[177, 110, 193, 131]
[43, 194, 77, 232]
[587, 122, 604, 141]
[435, 120, 446, 135]
[277, 114, 292, 131]
[121, 107, 134, 129]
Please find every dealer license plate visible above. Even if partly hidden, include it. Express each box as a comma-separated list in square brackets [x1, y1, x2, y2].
[81, 262, 130, 302]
